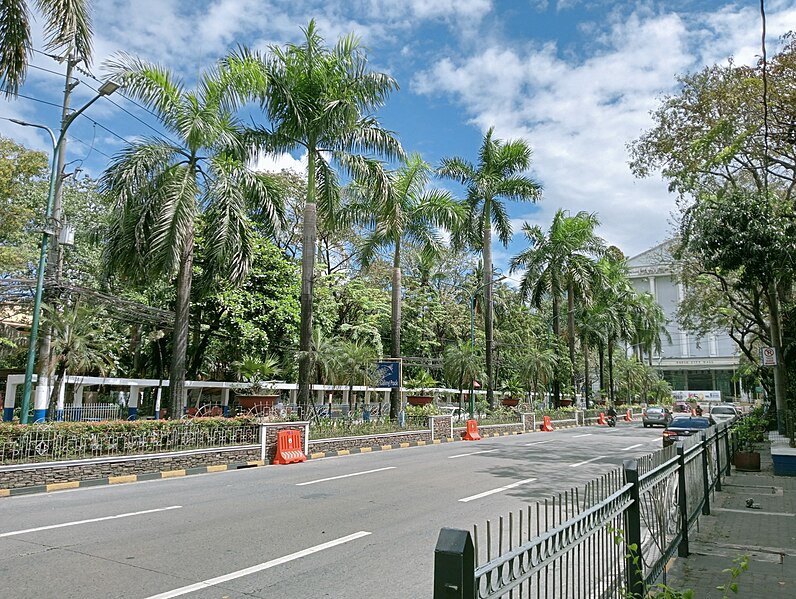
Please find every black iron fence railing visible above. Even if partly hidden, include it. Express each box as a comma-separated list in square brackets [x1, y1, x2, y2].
[433, 422, 734, 598]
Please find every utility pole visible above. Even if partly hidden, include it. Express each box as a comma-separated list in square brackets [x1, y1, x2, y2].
[32, 52, 77, 419]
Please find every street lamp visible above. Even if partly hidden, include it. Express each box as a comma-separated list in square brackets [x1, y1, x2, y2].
[13, 80, 121, 424]
[467, 274, 507, 418]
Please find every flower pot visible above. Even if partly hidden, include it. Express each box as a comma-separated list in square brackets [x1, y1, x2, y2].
[237, 395, 279, 410]
[407, 395, 433, 406]
[733, 450, 761, 472]
[559, 399, 573, 407]
[501, 398, 520, 407]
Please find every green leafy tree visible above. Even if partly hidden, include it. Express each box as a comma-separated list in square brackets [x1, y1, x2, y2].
[443, 340, 483, 407]
[353, 152, 462, 418]
[240, 21, 404, 413]
[511, 209, 604, 406]
[0, 0, 93, 96]
[439, 127, 542, 406]
[101, 52, 284, 418]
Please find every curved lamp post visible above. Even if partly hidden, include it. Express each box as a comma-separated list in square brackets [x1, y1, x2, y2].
[12, 80, 120, 424]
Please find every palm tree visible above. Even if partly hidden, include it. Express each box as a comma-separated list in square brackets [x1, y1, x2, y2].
[443, 341, 483, 408]
[353, 153, 462, 418]
[100, 53, 284, 418]
[0, 0, 93, 96]
[630, 292, 669, 365]
[439, 127, 542, 406]
[511, 209, 604, 406]
[240, 21, 403, 413]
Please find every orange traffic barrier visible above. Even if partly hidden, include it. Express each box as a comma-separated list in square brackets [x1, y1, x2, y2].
[463, 419, 481, 441]
[598, 412, 606, 425]
[624, 409, 633, 422]
[540, 415, 554, 432]
[273, 429, 307, 465]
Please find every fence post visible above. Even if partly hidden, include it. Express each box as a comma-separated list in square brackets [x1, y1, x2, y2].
[623, 459, 645, 599]
[676, 442, 689, 557]
[700, 431, 711, 515]
[434, 528, 475, 599]
[724, 427, 732, 477]
[714, 427, 723, 491]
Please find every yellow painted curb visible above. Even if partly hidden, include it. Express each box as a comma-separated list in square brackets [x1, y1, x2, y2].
[399, 442, 410, 448]
[381, 445, 393, 450]
[46, 481, 80, 492]
[432, 439, 441, 444]
[360, 447, 372, 453]
[0, 489, 10, 497]
[206, 465, 228, 473]
[247, 460, 264, 467]
[311, 452, 326, 459]
[161, 469, 186, 479]
[416, 440, 426, 446]
[337, 449, 350, 456]
[109, 474, 137, 485]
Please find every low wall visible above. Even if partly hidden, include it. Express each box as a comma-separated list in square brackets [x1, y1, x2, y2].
[0, 446, 260, 490]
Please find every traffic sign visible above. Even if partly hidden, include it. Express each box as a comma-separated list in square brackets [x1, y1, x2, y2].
[375, 360, 402, 388]
[761, 347, 777, 367]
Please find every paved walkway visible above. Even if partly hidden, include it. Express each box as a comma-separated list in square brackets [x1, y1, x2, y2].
[664, 444, 795, 598]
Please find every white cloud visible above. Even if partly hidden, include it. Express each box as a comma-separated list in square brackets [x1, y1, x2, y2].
[412, 4, 795, 258]
[252, 151, 307, 174]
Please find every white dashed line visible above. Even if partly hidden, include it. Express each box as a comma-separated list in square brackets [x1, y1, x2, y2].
[0, 506, 182, 538]
[296, 467, 396, 486]
[459, 478, 537, 503]
[569, 456, 606, 468]
[448, 449, 499, 459]
[524, 439, 555, 446]
[143, 531, 372, 599]
[621, 444, 643, 451]
[572, 433, 592, 438]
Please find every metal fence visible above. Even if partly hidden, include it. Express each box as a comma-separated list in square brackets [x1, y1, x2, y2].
[0, 421, 260, 465]
[433, 422, 733, 598]
[50, 403, 123, 421]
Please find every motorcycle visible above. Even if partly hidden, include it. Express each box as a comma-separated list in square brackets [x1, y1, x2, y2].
[606, 415, 616, 427]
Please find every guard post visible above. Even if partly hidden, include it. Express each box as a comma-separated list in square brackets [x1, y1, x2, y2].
[434, 528, 475, 599]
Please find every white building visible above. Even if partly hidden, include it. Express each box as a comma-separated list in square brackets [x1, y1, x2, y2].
[627, 241, 741, 398]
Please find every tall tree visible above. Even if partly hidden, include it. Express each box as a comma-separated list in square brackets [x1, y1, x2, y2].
[439, 127, 542, 406]
[353, 152, 462, 418]
[0, 0, 93, 97]
[511, 209, 604, 405]
[101, 52, 284, 417]
[241, 21, 403, 413]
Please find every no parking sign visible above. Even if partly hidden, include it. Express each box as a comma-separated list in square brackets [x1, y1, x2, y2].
[761, 347, 777, 366]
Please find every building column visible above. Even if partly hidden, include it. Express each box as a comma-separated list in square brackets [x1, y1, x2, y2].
[33, 374, 50, 422]
[3, 382, 17, 421]
[677, 283, 689, 357]
[128, 384, 140, 420]
[222, 388, 230, 417]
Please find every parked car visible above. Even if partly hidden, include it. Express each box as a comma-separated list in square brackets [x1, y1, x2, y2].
[709, 404, 740, 425]
[662, 416, 712, 447]
[642, 406, 673, 428]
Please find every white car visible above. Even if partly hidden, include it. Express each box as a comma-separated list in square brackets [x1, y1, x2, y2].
[709, 404, 739, 425]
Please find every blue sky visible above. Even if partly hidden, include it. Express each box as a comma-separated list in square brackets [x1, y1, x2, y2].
[2, 0, 795, 276]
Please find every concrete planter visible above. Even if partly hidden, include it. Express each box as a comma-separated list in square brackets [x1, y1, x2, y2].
[237, 395, 279, 410]
[733, 450, 761, 472]
[407, 395, 433, 406]
[771, 446, 796, 476]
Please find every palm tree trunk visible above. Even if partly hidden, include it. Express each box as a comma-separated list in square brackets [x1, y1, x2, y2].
[583, 339, 590, 409]
[551, 294, 561, 407]
[169, 227, 195, 418]
[567, 280, 576, 400]
[390, 243, 402, 419]
[598, 344, 605, 400]
[607, 339, 615, 404]
[483, 198, 495, 407]
[298, 149, 318, 414]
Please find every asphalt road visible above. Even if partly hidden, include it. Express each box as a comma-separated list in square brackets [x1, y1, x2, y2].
[0, 422, 664, 599]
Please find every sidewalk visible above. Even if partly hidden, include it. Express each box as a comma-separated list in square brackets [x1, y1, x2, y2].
[663, 444, 795, 598]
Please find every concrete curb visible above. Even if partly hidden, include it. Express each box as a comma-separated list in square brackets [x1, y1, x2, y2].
[0, 459, 264, 497]
[308, 436, 456, 459]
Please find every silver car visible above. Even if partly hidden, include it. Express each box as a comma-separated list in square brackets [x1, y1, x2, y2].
[709, 404, 739, 425]
[643, 406, 673, 428]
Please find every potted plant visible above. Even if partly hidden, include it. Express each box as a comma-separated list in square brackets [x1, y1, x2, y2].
[405, 370, 437, 406]
[732, 410, 767, 472]
[501, 377, 524, 407]
[234, 356, 283, 411]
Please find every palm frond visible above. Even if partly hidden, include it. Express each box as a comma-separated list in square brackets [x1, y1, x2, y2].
[36, 0, 93, 63]
[103, 52, 184, 122]
[0, 0, 32, 96]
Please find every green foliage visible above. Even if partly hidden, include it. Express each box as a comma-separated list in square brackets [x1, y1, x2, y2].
[732, 407, 767, 452]
[405, 369, 437, 390]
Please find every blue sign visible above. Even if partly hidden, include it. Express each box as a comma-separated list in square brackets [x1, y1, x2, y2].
[376, 361, 401, 388]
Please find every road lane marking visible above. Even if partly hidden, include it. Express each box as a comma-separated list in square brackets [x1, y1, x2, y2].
[296, 466, 396, 486]
[0, 506, 182, 538]
[143, 531, 372, 599]
[524, 440, 555, 446]
[459, 478, 536, 503]
[448, 449, 499, 459]
[622, 444, 644, 451]
[572, 433, 592, 438]
[713, 507, 795, 517]
[569, 456, 606, 468]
